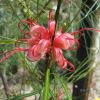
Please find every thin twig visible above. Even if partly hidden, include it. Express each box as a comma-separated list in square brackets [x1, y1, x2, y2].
[35, 0, 51, 19]
[0, 70, 10, 98]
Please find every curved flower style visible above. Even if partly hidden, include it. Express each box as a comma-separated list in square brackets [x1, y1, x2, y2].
[0, 18, 99, 71]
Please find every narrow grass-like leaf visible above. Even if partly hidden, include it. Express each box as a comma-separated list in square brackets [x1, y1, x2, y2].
[0, 40, 16, 44]
[6, 89, 41, 100]
[60, 78, 72, 100]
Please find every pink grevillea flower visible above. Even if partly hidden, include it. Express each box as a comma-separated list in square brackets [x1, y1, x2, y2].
[0, 18, 77, 72]
[24, 19, 78, 71]
[0, 18, 100, 71]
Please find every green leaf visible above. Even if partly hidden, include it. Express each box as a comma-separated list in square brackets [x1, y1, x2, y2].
[6, 89, 41, 100]
[60, 78, 72, 100]
[0, 40, 16, 44]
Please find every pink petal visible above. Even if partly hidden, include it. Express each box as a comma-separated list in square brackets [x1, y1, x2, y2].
[37, 39, 51, 53]
[53, 47, 67, 69]
[28, 37, 40, 47]
[54, 33, 75, 50]
[48, 20, 56, 36]
[55, 31, 63, 37]
[27, 45, 41, 61]
[53, 47, 75, 71]
[30, 25, 49, 39]
[27, 39, 51, 61]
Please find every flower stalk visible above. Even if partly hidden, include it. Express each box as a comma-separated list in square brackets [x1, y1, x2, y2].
[43, 67, 50, 100]
[54, 0, 62, 24]
[43, 1, 63, 99]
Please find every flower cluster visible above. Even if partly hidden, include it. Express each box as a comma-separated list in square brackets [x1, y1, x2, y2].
[18, 18, 79, 71]
[0, 18, 79, 72]
[1, 17, 99, 71]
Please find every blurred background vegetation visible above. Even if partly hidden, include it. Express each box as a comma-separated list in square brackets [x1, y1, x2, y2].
[0, 0, 100, 100]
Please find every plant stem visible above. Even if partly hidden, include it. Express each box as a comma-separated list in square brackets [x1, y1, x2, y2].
[43, 68, 50, 100]
[35, 0, 51, 19]
[0, 70, 10, 98]
[54, 0, 62, 24]
[52, 0, 62, 43]
[42, 1, 63, 99]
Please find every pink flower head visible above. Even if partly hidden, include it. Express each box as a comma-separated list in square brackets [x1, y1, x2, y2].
[1, 16, 99, 71]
